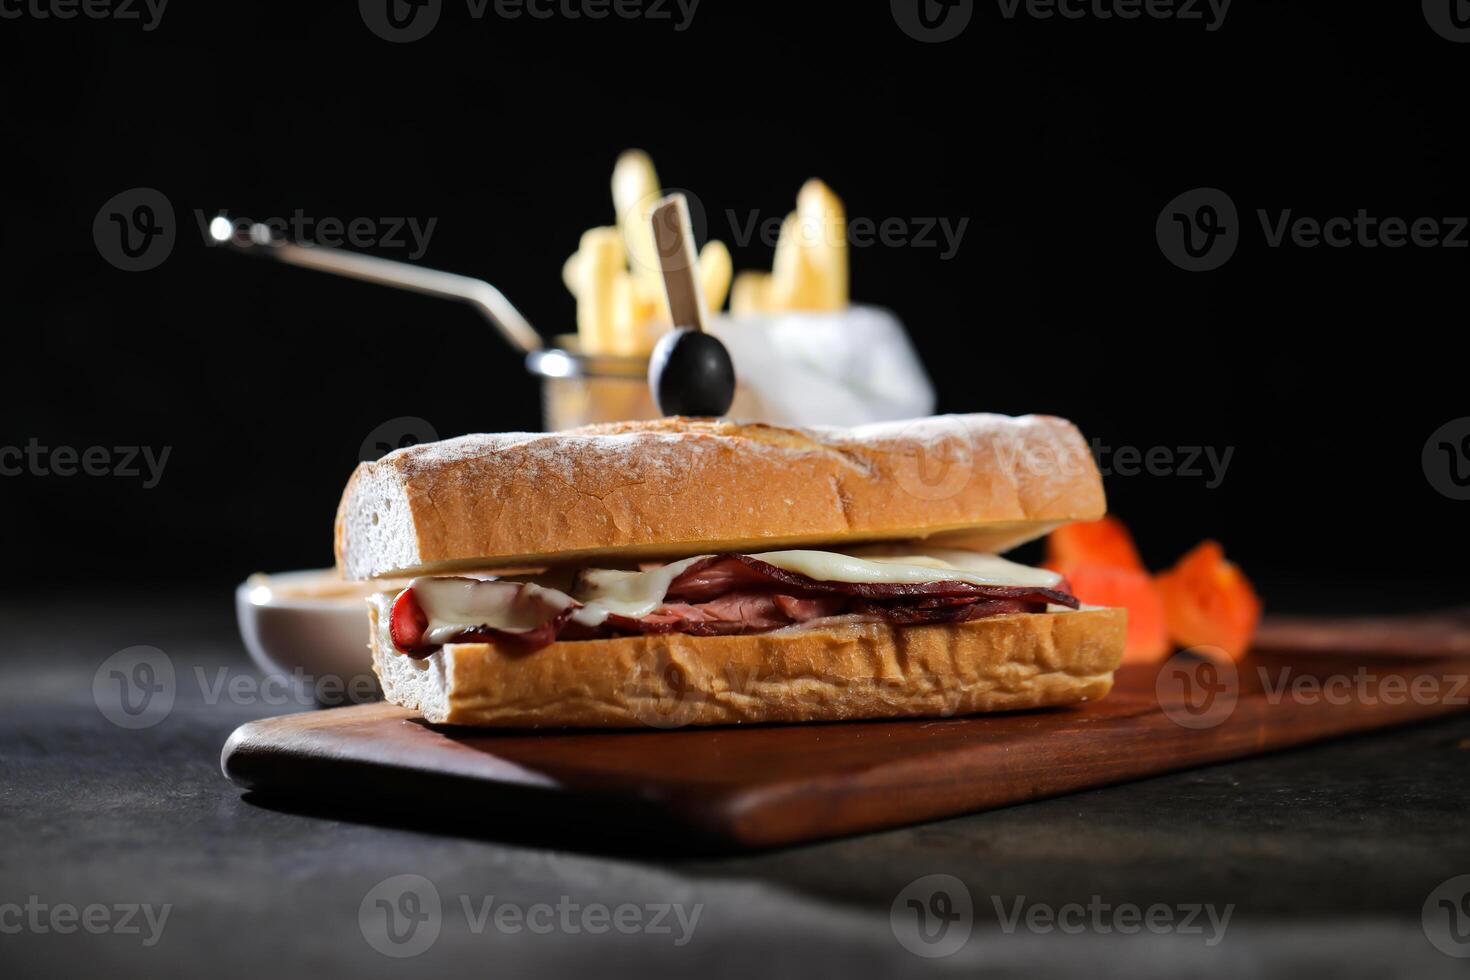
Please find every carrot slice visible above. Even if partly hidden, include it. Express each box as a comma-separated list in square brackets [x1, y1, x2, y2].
[1045, 516, 1145, 572]
[1047, 562, 1170, 664]
[1155, 541, 1262, 660]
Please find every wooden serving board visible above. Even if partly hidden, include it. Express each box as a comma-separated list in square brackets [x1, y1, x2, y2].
[223, 617, 1470, 850]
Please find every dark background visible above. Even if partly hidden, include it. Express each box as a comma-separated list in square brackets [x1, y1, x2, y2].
[2, 1, 1464, 609]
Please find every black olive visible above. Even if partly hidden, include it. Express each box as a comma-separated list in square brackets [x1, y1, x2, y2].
[647, 328, 736, 418]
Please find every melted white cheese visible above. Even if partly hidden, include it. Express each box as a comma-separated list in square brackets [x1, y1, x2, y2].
[755, 549, 1061, 589]
[404, 549, 1061, 645]
[411, 577, 583, 644]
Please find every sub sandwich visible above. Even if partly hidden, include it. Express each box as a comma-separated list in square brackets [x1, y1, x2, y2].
[336, 415, 1125, 727]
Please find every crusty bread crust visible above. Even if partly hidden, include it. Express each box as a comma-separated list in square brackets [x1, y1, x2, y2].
[368, 600, 1126, 728]
[336, 414, 1104, 580]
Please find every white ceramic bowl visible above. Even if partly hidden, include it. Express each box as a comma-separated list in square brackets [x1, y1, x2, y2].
[234, 569, 407, 704]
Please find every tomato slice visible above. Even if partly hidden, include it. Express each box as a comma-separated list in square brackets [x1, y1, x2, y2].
[388, 587, 429, 653]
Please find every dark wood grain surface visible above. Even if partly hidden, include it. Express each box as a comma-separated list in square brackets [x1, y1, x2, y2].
[223, 638, 1470, 849]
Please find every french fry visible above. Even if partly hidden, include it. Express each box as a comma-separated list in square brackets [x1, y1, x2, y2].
[698, 240, 732, 313]
[608, 271, 639, 353]
[730, 271, 771, 317]
[612, 149, 663, 294]
[630, 274, 667, 332]
[576, 154, 742, 345]
[730, 179, 850, 317]
[769, 211, 829, 311]
[575, 227, 625, 354]
[767, 211, 800, 308]
[797, 178, 847, 310]
[561, 249, 584, 296]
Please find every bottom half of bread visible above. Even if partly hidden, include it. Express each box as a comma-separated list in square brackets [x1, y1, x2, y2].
[368, 601, 1126, 728]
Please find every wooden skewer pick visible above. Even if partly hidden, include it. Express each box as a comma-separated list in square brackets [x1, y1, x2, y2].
[646, 193, 736, 417]
[649, 194, 709, 332]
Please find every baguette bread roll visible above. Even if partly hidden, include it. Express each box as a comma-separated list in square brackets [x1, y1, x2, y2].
[337, 414, 1104, 580]
[368, 599, 1125, 728]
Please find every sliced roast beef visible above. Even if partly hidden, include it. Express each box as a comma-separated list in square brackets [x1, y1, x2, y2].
[391, 554, 1079, 657]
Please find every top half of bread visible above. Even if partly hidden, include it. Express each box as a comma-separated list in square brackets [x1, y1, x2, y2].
[335, 414, 1105, 580]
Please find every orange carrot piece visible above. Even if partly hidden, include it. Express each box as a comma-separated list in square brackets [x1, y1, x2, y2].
[1048, 562, 1170, 664]
[1045, 516, 1145, 572]
[1154, 541, 1262, 660]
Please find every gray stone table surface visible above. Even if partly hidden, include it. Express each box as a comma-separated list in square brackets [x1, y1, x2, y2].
[3, 593, 1469, 979]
